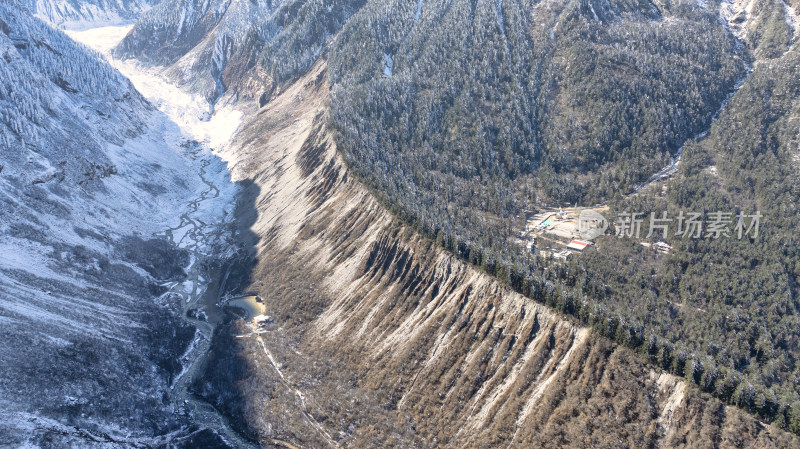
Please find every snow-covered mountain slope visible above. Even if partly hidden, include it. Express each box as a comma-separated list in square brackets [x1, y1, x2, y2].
[114, 0, 284, 108]
[0, 4, 240, 446]
[25, 0, 159, 29]
[114, 0, 364, 109]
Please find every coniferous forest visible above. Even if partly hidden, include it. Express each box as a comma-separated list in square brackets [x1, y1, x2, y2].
[318, 0, 800, 433]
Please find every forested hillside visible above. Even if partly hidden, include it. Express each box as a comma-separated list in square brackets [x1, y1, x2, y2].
[320, 0, 800, 436]
[331, 0, 744, 218]
[324, 0, 749, 309]
[583, 17, 800, 430]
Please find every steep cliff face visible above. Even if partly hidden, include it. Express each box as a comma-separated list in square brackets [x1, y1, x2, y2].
[114, 0, 283, 107]
[197, 62, 799, 447]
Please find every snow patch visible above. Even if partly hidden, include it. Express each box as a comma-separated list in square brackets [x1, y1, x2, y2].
[67, 26, 244, 151]
[588, 2, 600, 21]
[719, 0, 756, 41]
[784, 0, 800, 48]
[383, 53, 394, 77]
[497, 0, 506, 34]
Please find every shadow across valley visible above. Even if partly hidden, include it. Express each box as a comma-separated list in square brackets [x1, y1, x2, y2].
[217, 178, 261, 300]
[185, 176, 265, 446]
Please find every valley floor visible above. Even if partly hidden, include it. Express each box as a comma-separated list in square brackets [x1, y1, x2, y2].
[67, 25, 243, 150]
[68, 26, 256, 447]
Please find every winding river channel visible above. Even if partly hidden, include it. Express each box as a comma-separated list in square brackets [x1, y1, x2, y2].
[155, 152, 256, 449]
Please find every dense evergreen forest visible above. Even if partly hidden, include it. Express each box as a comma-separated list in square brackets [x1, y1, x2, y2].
[591, 36, 800, 431]
[322, 0, 800, 435]
[326, 0, 749, 291]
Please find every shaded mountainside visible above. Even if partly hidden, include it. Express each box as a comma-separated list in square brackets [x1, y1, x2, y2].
[0, 4, 236, 446]
[192, 61, 800, 447]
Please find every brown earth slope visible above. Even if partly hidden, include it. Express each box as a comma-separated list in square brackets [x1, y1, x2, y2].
[194, 61, 799, 448]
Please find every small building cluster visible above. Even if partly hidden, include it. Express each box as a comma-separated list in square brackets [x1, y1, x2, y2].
[519, 207, 601, 260]
[566, 239, 592, 251]
[654, 241, 672, 254]
[519, 207, 675, 262]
